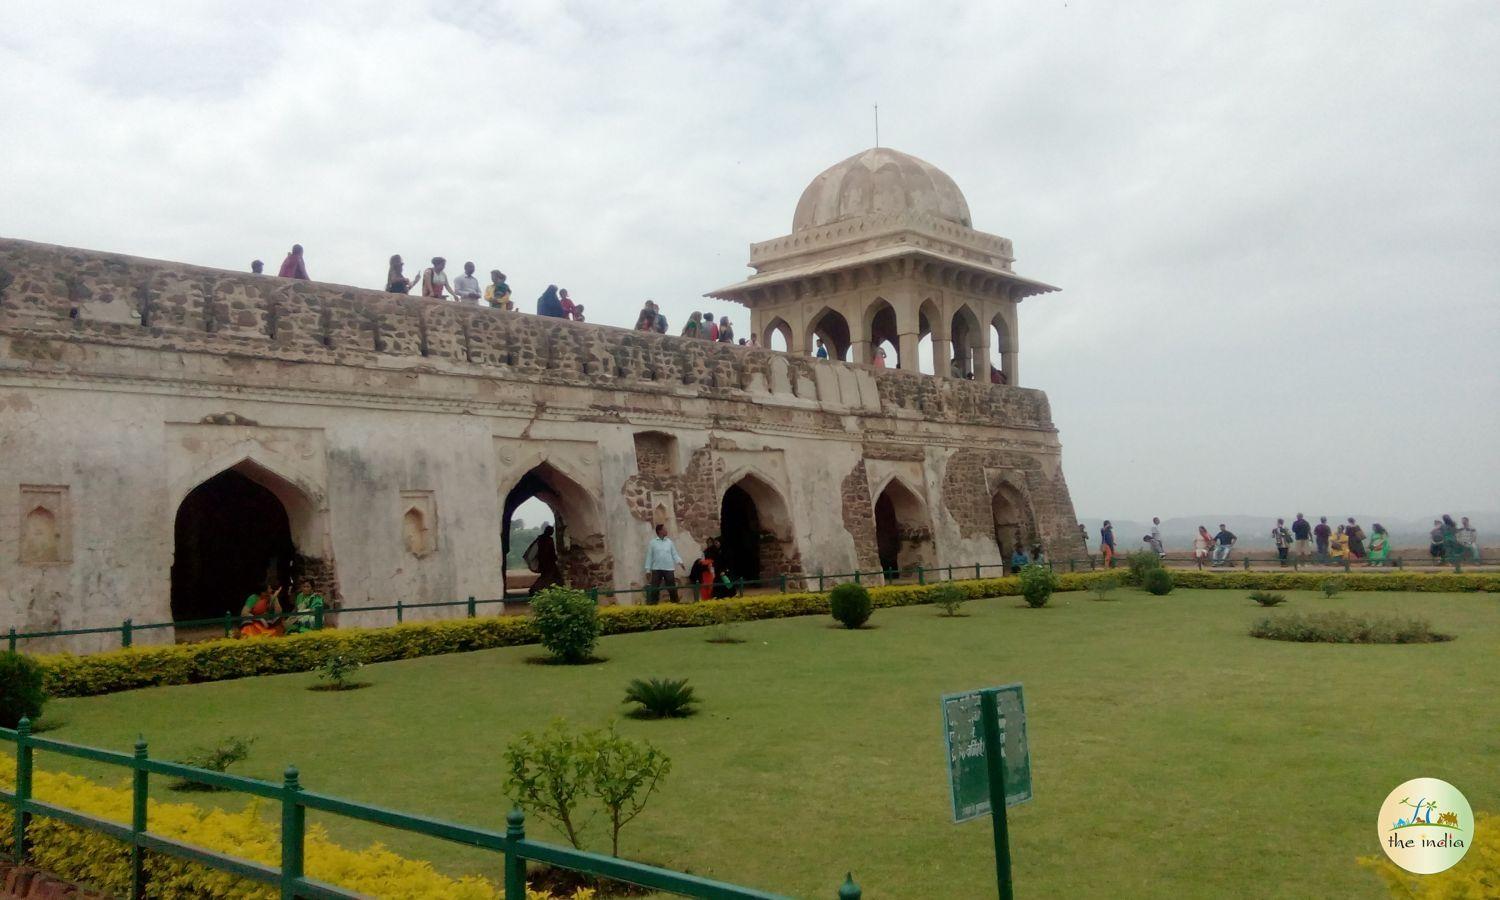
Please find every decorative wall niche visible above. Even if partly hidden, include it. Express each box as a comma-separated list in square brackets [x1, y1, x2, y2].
[633, 431, 679, 476]
[400, 490, 438, 557]
[19, 485, 70, 565]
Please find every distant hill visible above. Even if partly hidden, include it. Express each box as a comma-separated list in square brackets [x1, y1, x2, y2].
[1077, 512, 1495, 551]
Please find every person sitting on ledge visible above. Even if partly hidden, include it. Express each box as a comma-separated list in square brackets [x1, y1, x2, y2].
[239, 584, 284, 638]
[278, 244, 309, 280]
[572, 304, 585, 322]
[536, 284, 566, 318]
[386, 254, 415, 294]
[284, 579, 326, 634]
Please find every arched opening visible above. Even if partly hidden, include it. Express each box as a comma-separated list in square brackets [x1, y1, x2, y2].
[501, 462, 607, 596]
[990, 315, 1013, 385]
[806, 307, 851, 362]
[917, 298, 942, 375]
[866, 299, 899, 367]
[764, 317, 792, 353]
[716, 473, 797, 589]
[171, 466, 302, 623]
[991, 483, 1036, 565]
[950, 305, 982, 380]
[873, 479, 935, 580]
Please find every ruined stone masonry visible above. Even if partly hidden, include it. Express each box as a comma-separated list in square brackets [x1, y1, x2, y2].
[0, 147, 1084, 651]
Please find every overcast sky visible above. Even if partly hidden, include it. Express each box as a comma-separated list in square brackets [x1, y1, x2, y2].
[2, 1, 1496, 522]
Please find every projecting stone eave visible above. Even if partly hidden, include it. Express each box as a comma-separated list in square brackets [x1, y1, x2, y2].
[705, 244, 1059, 305]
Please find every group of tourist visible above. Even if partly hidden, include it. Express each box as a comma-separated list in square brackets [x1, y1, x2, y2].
[1088, 514, 1481, 568]
[642, 524, 741, 604]
[236, 578, 326, 638]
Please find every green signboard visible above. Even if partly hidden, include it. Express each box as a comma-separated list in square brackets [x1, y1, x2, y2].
[942, 683, 1032, 823]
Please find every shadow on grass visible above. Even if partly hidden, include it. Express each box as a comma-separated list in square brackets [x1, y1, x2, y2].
[307, 682, 374, 693]
[524, 655, 610, 666]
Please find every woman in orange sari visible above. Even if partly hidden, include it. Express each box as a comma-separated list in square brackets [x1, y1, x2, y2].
[239, 585, 285, 638]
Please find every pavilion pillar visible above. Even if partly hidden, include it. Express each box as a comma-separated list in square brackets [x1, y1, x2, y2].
[897, 332, 920, 371]
[934, 338, 953, 375]
[1002, 350, 1018, 386]
[852, 339, 872, 364]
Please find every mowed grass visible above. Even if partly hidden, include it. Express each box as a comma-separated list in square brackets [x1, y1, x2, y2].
[37, 590, 1500, 899]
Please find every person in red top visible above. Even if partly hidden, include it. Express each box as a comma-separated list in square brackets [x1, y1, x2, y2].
[702, 310, 719, 341]
[558, 288, 577, 319]
[278, 244, 309, 280]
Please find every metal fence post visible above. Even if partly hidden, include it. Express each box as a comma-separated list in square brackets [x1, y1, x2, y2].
[838, 873, 862, 899]
[223, 614, 233, 638]
[917, 565, 925, 585]
[1343, 557, 1351, 573]
[13, 718, 32, 863]
[467, 596, 477, 618]
[976, 562, 982, 580]
[313, 605, 325, 631]
[818, 573, 825, 592]
[280, 767, 304, 900]
[780, 573, 787, 593]
[131, 736, 148, 899]
[8, 627, 16, 654]
[1068, 558, 1075, 572]
[589, 588, 599, 605]
[504, 809, 527, 899]
[853, 570, 861, 585]
[396, 600, 404, 623]
[121, 618, 133, 649]
[947, 565, 954, 582]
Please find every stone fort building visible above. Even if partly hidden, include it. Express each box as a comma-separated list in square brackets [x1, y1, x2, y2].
[0, 147, 1083, 650]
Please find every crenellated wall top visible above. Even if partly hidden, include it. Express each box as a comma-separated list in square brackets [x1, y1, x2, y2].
[0, 238, 1055, 430]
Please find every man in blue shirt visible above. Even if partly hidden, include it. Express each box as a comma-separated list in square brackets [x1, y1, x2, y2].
[815, 339, 829, 359]
[644, 523, 685, 604]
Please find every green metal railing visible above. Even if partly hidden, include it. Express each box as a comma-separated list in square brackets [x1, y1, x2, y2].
[0, 721, 859, 899]
[5, 551, 1489, 652]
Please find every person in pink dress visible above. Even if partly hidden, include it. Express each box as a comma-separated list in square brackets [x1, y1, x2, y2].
[278, 244, 309, 280]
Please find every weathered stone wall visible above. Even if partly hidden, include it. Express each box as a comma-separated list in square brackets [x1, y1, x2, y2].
[0, 238, 1083, 650]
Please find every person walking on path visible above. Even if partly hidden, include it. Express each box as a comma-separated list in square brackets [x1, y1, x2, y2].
[278, 244, 309, 280]
[1345, 517, 1367, 560]
[1211, 524, 1237, 567]
[1271, 519, 1292, 566]
[453, 262, 483, 304]
[1291, 514, 1312, 561]
[1099, 520, 1117, 568]
[523, 525, 562, 593]
[1148, 517, 1165, 558]
[1313, 516, 1332, 563]
[1458, 516, 1479, 561]
[688, 549, 715, 602]
[1367, 524, 1392, 566]
[644, 523, 684, 605]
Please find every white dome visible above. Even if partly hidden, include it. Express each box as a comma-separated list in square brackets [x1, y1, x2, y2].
[792, 147, 972, 232]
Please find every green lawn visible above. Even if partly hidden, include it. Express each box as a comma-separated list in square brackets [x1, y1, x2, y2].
[36, 589, 1500, 899]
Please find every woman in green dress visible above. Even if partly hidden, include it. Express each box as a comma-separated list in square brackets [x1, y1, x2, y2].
[1366, 524, 1391, 566]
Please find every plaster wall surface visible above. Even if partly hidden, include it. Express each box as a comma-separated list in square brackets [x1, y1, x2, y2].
[0, 239, 1083, 650]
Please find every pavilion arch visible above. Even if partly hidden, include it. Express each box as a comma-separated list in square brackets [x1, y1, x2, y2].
[990, 311, 1014, 385]
[170, 457, 333, 624]
[763, 317, 793, 353]
[716, 470, 798, 586]
[949, 304, 984, 379]
[864, 298, 900, 366]
[871, 475, 936, 577]
[805, 306, 852, 361]
[990, 480, 1039, 563]
[915, 297, 944, 374]
[501, 460, 608, 594]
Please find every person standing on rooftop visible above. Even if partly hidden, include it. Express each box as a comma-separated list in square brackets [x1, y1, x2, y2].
[1313, 516, 1332, 563]
[717, 316, 734, 343]
[250, 260, 264, 275]
[702, 312, 719, 341]
[453, 262, 482, 304]
[536, 284, 566, 318]
[558, 288, 577, 319]
[422, 257, 453, 299]
[485, 270, 513, 309]
[1291, 513, 1312, 562]
[278, 244, 309, 280]
[386, 255, 415, 293]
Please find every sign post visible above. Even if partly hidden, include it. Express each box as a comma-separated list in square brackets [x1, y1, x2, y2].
[942, 683, 1030, 899]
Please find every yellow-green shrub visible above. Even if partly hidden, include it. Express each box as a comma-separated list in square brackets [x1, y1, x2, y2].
[0, 758, 502, 898]
[1360, 812, 1497, 897]
[36, 571, 1487, 698]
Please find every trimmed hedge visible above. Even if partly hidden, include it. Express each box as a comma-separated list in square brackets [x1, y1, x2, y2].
[36, 571, 1494, 698]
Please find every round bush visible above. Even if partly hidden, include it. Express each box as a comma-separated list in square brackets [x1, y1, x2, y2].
[828, 583, 872, 629]
[1018, 563, 1058, 608]
[1142, 567, 1174, 595]
[531, 587, 601, 662]
[0, 652, 47, 728]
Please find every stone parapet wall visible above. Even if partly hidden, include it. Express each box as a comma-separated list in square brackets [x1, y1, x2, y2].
[0, 238, 1055, 431]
